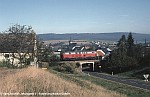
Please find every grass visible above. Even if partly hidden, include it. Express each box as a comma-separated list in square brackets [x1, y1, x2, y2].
[48, 68, 150, 97]
[72, 73, 150, 97]
[117, 66, 150, 80]
[0, 67, 124, 97]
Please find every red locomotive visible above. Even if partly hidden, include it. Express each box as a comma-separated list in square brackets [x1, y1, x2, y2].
[60, 51, 98, 60]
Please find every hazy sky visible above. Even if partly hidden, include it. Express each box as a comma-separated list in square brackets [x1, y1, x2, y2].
[0, 0, 150, 34]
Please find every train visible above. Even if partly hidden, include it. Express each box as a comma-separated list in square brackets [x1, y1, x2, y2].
[60, 50, 104, 61]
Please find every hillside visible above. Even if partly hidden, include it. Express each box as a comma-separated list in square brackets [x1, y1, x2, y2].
[0, 67, 124, 97]
[38, 32, 150, 42]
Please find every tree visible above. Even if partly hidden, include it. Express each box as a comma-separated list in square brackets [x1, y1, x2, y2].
[1, 24, 35, 67]
[127, 32, 135, 57]
[117, 35, 127, 55]
[36, 39, 60, 67]
[109, 51, 137, 68]
[109, 34, 138, 72]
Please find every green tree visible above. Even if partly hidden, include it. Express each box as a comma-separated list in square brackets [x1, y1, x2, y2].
[1, 24, 35, 67]
[117, 35, 127, 55]
[127, 32, 135, 57]
[109, 34, 138, 71]
[134, 44, 143, 61]
[36, 40, 59, 67]
[110, 51, 137, 68]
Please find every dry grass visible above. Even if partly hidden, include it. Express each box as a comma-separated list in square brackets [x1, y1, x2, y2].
[0, 67, 125, 97]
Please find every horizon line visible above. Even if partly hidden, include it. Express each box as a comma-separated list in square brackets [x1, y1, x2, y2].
[37, 32, 150, 35]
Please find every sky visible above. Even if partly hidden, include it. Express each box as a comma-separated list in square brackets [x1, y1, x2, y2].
[0, 0, 150, 34]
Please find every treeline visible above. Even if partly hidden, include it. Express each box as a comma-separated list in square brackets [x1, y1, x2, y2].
[103, 32, 150, 73]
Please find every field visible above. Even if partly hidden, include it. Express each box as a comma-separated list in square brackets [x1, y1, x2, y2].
[44, 40, 91, 45]
[0, 67, 124, 97]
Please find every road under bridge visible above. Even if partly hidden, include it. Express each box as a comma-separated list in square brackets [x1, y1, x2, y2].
[75, 60, 100, 72]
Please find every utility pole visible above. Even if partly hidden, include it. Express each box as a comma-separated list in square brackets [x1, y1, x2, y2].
[33, 32, 38, 68]
[145, 39, 147, 48]
[144, 39, 147, 56]
[69, 36, 72, 51]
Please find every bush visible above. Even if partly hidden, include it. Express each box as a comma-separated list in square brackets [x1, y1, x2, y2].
[0, 60, 13, 68]
[40, 62, 49, 68]
[25, 58, 32, 65]
[53, 63, 76, 74]
[76, 62, 80, 68]
[109, 52, 138, 68]
[140, 54, 150, 66]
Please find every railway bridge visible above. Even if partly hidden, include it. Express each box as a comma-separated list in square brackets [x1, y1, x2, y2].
[75, 60, 100, 72]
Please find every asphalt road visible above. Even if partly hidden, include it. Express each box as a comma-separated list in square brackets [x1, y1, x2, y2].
[83, 71, 150, 91]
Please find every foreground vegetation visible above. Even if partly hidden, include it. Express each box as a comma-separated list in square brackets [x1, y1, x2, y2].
[118, 66, 150, 80]
[50, 69, 150, 97]
[0, 62, 149, 97]
[0, 67, 124, 97]
[38, 61, 150, 97]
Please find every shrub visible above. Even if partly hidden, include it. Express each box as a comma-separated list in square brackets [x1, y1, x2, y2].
[25, 58, 32, 65]
[53, 63, 76, 74]
[76, 62, 80, 68]
[110, 52, 138, 68]
[0, 60, 12, 68]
